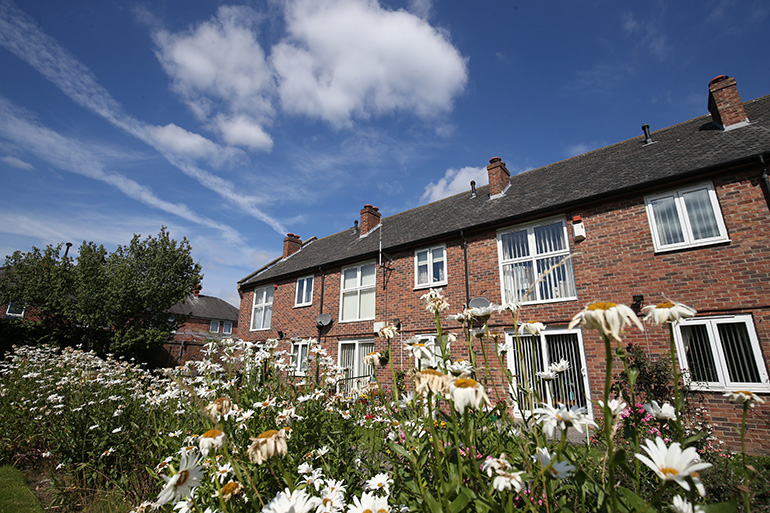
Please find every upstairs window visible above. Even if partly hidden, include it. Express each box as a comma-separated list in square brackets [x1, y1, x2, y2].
[295, 276, 314, 307]
[209, 320, 220, 333]
[222, 321, 233, 335]
[415, 245, 447, 288]
[250, 285, 274, 330]
[674, 315, 769, 392]
[340, 262, 376, 322]
[498, 218, 576, 304]
[645, 182, 729, 252]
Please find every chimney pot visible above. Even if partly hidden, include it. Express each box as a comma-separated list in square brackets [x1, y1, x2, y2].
[283, 233, 302, 258]
[708, 75, 748, 130]
[486, 156, 511, 197]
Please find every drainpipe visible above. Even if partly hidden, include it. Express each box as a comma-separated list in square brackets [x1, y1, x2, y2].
[760, 154, 770, 212]
[460, 230, 470, 304]
[317, 266, 325, 341]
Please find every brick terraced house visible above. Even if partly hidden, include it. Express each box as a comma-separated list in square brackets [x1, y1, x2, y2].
[161, 288, 239, 367]
[236, 76, 770, 452]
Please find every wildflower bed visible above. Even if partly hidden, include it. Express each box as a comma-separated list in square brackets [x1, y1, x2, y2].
[0, 292, 766, 513]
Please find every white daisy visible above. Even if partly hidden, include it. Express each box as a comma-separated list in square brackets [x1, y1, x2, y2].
[644, 400, 677, 421]
[262, 488, 321, 513]
[448, 377, 491, 414]
[635, 437, 712, 495]
[157, 451, 204, 505]
[643, 301, 697, 325]
[568, 301, 643, 342]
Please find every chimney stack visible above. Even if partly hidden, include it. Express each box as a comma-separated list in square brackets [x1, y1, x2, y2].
[708, 75, 749, 130]
[283, 233, 302, 258]
[359, 204, 381, 236]
[487, 157, 511, 197]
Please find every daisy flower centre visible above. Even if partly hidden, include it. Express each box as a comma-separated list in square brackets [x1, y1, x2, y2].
[258, 429, 279, 439]
[588, 301, 617, 310]
[660, 466, 680, 478]
[202, 429, 222, 439]
[454, 377, 478, 389]
[221, 482, 238, 494]
[656, 301, 675, 308]
[421, 369, 443, 376]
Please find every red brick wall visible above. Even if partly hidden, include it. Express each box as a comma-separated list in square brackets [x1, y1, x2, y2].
[238, 165, 770, 452]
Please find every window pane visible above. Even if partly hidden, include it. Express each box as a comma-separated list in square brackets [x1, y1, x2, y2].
[502, 230, 529, 260]
[343, 268, 358, 289]
[359, 288, 375, 319]
[210, 321, 219, 333]
[256, 288, 265, 303]
[262, 305, 272, 329]
[534, 222, 564, 254]
[417, 250, 428, 265]
[545, 333, 587, 408]
[502, 262, 535, 302]
[432, 247, 444, 262]
[536, 256, 576, 300]
[359, 342, 375, 377]
[509, 335, 547, 408]
[681, 324, 719, 383]
[300, 344, 309, 372]
[342, 291, 358, 320]
[718, 323, 761, 383]
[360, 264, 376, 287]
[296, 280, 305, 304]
[252, 306, 264, 329]
[223, 322, 232, 334]
[265, 287, 274, 303]
[417, 264, 429, 285]
[651, 196, 685, 246]
[432, 260, 444, 282]
[340, 344, 355, 393]
[304, 277, 313, 304]
[683, 189, 719, 240]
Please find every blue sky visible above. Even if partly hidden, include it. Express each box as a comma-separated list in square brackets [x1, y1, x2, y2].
[1, 0, 768, 306]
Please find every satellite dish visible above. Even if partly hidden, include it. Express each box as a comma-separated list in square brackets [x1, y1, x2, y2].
[468, 297, 490, 309]
[316, 313, 332, 327]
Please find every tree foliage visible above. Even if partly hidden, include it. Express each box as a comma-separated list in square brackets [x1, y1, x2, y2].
[0, 227, 202, 359]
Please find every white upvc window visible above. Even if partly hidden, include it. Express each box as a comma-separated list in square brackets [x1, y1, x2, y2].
[222, 321, 233, 335]
[674, 315, 770, 392]
[209, 320, 220, 333]
[645, 182, 729, 252]
[340, 262, 376, 322]
[338, 339, 375, 393]
[506, 328, 592, 414]
[5, 301, 24, 318]
[250, 285, 274, 331]
[415, 245, 447, 288]
[291, 340, 310, 376]
[295, 276, 314, 307]
[498, 217, 577, 305]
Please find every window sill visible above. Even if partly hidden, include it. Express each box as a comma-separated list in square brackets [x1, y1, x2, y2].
[249, 327, 271, 332]
[414, 282, 448, 291]
[653, 238, 731, 254]
[686, 383, 770, 394]
[519, 296, 579, 307]
[338, 317, 376, 324]
[294, 303, 313, 309]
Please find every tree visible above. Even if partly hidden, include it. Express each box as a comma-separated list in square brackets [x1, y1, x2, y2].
[0, 227, 203, 360]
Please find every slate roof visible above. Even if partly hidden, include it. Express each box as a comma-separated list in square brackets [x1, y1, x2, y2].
[240, 94, 770, 289]
[169, 294, 239, 322]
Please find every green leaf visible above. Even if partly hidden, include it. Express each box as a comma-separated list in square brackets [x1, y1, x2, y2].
[448, 487, 476, 513]
[422, 489, 442, 513]
[618, 486, 655, 513]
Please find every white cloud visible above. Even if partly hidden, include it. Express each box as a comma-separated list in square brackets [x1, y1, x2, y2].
[153, 6, 274, 114]
[149, 123, 221, 158]
[408, 0, 433, 19]
[272, 0, 467, 126]
[215, 115, 274, 151]
[1, 154, 33, 170]
[621, 11, 668, 61]
[421, 166, 487, 203]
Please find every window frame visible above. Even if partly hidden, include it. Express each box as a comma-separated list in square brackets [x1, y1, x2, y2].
[295, 275, 314, 307]
[291, 340, 310, 376]
[250, 285, 274, 331]
[505, 327, 593, 417]
[5, 301, 25, 318]
[414, 244, 448, 289]
[209, 320, 220, 333]
[337, 338, 375, 393]
[339, 261, 376, 323]
[411, 334, 443, 369]
[673, 315, 770, 393]
[222, 321, 233, 335]
[497, 216, 577, 305]
[644, 181, 729, 252]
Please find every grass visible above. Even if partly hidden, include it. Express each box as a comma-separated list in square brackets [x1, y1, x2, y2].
[0, 465, 45, 513]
